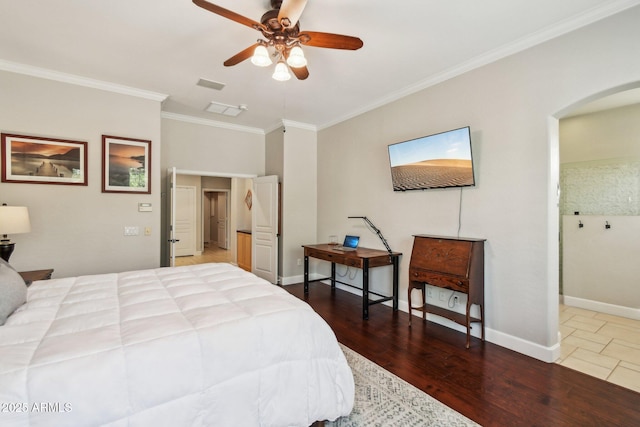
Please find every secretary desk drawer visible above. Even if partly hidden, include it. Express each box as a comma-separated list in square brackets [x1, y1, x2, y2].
[409, 269, 469, 293]
[304, 248, 362, 268]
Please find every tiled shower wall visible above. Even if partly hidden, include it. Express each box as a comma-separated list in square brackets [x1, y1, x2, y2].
[559, 159, 640, 295]
[560, 159, 640, 216]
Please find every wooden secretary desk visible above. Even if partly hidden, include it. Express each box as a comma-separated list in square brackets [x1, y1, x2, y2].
[408, 235, 485, 348]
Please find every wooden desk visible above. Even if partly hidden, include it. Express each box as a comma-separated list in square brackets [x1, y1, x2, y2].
[408, 235, 485, 348]
[303, 244, 402, 319]
[19, 269, 54, 286]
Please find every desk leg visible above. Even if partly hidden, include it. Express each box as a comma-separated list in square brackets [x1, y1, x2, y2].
[304, 255, 309, 294]
[392, 255, 399, 311]
[331, 262, 336, 289]
[362, 258, 369, 319]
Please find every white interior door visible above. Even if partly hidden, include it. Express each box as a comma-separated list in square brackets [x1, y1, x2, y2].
[175, 185, 196, 256]
[168, 167, 177, 267]
[252, 175, 278, 284]
[203, 192, 211, 246]
[217, 192, 228, 249]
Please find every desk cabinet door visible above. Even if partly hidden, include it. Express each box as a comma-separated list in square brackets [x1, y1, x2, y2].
[237, 232, 252, 271]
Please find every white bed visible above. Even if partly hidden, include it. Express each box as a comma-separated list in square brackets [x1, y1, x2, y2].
[0, 262, 354, 426]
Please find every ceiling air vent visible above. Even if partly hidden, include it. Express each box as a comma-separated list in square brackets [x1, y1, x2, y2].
[205, 101, 248, 117]
[197, 78, 226, 91]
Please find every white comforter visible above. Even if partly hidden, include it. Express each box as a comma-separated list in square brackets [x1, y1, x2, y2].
[0, 263, 354, 426]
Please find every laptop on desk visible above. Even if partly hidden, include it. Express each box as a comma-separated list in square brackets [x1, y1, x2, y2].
[332, 235, 360, 251]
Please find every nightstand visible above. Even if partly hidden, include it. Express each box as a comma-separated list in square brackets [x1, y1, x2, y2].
[19, 269, 54, 286]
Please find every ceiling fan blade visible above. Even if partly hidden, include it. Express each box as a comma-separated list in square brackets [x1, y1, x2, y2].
[278, 0, 308, 28]
[193, 0, 264, 30]
[299, 31, 363, 50]
[223, 44, 260, 67]
[290, 64, 309, 80]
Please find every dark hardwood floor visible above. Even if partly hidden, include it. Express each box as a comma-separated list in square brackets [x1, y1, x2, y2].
[285, 282, 640, 427]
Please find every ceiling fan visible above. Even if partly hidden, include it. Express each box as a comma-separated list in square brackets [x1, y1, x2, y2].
[192, 0, 364, 81]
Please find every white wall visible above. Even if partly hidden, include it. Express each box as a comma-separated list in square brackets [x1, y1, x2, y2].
[263, 123, 318, 284]
[265, 127, 285, 278]
[280, 124, 317, 283]
[0, 71, 162, 278]
[563, 215, 640, 318]
[160, 116, 265, 265]
[316, 6, 640, 361]
[161, 116, 265, 175]
[561, 103, 640, 163]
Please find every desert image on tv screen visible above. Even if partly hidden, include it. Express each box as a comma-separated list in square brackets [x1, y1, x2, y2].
[388, 127, 474, 191]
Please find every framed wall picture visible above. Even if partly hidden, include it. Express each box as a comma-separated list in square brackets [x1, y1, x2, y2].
[245, 189, 252, 210]
[102, 135, 151, 194]
[1, 133, 88, 185]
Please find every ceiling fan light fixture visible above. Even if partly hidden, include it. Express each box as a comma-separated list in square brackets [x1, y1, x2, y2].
[286, 46, 307, 68]
[272, 60, 291, 81]
[194, 0, 363, 82]
[251, 45, 272, 67]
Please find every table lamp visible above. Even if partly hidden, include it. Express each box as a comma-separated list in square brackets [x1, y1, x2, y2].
[0, 204, 31, 262]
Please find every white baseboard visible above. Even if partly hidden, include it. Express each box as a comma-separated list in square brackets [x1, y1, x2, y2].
[281, 273, 325, 286]
[281, 274, 303, 286]
[563, 295, 640, 320]
[486, 329, 561, 363]
[283, 279, 561, 363]
[400, 298, 560, 363]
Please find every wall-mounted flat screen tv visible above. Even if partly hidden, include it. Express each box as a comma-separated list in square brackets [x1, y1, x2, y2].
[388, 126, 475, 191]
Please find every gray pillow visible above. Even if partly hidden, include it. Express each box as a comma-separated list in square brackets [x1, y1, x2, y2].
[0, 258, 27, 325]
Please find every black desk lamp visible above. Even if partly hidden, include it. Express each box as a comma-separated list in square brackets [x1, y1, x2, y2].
[348, 216, 392, 255]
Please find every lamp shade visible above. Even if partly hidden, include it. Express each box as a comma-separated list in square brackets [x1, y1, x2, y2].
[251, 45, 273, 67]
[0, 206, 31, 236]
[272, 60, 291, 81]
[286, 46, 307, 68]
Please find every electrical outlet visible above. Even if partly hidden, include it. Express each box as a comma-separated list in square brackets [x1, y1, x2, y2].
[439, 290, 446, 301]
[427, 288, 433, 298]
[124, 226, 139, 236]
[297, 258, 302, 266]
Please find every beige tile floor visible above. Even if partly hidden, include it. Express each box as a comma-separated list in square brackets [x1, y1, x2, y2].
[175, 244, 234, 266]
[557, 304, 640, 393]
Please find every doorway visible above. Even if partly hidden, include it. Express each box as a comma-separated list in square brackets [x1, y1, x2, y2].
[553, 86, 640, 392]
[203, 190, 229, 249]
[195, 189, 233, 266]
[166, 169, 255, 268]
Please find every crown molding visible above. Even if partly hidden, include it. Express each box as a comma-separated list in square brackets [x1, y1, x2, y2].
[263, 119, 318, 135]
[0, 59, 168, 102]
[282, 119, 317, 132]
[264, 121, 285, 134]
[161, 112, 265, 135]
[318, 0, 640, 130]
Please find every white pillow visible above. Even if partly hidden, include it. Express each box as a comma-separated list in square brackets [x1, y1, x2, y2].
[0, 258, 27, 325]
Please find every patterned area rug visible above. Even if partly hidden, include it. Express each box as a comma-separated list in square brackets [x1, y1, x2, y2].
[327, 345, 481, 427]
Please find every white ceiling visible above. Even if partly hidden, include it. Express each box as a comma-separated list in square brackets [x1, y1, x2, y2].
[1, 0, 639, 131]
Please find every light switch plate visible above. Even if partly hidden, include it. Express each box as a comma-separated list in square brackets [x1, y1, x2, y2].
[124, 226, 139, 236]
[138, 203, 152, 212]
